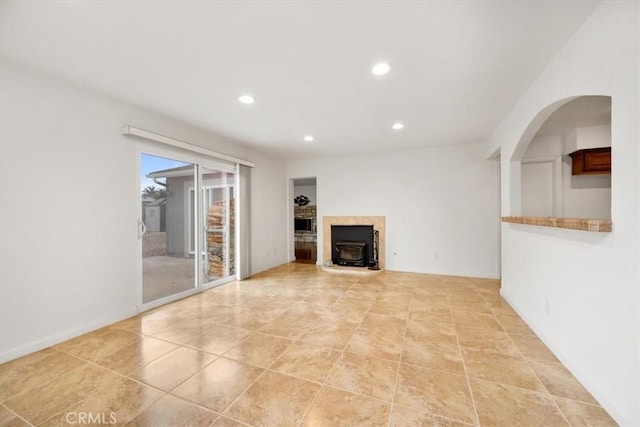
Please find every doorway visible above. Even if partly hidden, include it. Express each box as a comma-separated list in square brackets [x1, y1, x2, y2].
[139, 152, 237, 306]
[292, 177, 317, 264]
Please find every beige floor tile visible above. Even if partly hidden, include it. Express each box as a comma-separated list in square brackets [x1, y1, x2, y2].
[112, 311, 187, 336]
[496, 313, 536, 335]
[410, 294, 449, 307]
[171, 357, 263, 412]
[528, 359, 598, 404]
[455, 326, 520, 355]
[471, 378, 568, 426]
[219, 310, 277, 330]
[451, 311, 503, 331]
[346, 328, 404, 362]
[184, 324, 252, 355]
[52, 325, 115, 351]
[447, 294, 487, 305]
[301, 386, 390, 426]
[485, 300, 519, 316]
[326, 352, 398, 401]
[0, 348, 86, 401]
[303, 293, 340, 307]
[369, 299, 410, 317]
[298, 319, 360, 349]
[408, 306, 453, 324]
[223, 332, 293, 368]
[553, 396, 617, 427]
[343, 288, 379, 300]
[405, 319, 458, 345]
[211, 416, 250, 426]
[130, 347, 216, 391]
[259, 315, 319, 339]
[93, 336, 179, 375]
[448, 301, 494, 315]
[125, 394, 219, 427]
[3, 364, 119, 425]
[394, 363, 476, 425]
[321, 305, 369, 324]
[149, 318, 217, 344]
[461, 347, 545, 392]
[56, 329, 145, 363]
[224, 370, 320, 427]
[509, 333, 559, 362]
[389, 404, 473, 426]
[346, 313, 406, 361]
[401, 336, 465, 374]
[0, 405, 29, 427]
[2, 266, 608, 427]
[332, 296, 373, 312]
[283, 303, 327, 320]
[41, 376, 164, 426]
[184, 305, 243, 325]
[270, 342, 341, 383]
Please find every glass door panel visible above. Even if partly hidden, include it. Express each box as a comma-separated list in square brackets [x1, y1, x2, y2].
[141, 153, 196, 304]
[201, 168, 235, 285]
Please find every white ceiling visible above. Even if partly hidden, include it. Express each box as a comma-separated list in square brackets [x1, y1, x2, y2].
[0, 1, 600, 160]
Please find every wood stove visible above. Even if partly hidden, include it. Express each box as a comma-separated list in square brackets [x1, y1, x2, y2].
[331, 225, 374, 267]
[335, 241, 367, 266]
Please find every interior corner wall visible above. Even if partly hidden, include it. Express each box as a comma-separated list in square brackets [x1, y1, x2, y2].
[287, 143, 500, 279]
[485, 2, 639, 424]
[0, 60, 288, 362]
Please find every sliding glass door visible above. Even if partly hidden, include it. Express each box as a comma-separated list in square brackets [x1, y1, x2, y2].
[139, 152, 237, 306]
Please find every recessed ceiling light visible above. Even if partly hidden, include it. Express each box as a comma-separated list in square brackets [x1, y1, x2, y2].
[392, 122, 404, 130]
[371, 62, 390, 76]
[304, 135, 314, 142]
[238, 95, 255, 104]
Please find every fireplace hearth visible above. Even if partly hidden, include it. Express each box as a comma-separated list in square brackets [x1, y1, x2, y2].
[331, 225, 374, 267]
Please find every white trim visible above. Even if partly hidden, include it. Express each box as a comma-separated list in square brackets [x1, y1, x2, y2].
[123, 125, 255, 168]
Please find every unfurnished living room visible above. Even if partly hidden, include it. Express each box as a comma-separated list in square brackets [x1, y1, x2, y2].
[0, 1, 638, 426]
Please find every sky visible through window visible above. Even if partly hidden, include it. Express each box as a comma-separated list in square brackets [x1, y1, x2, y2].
[141, 153, 190, 192]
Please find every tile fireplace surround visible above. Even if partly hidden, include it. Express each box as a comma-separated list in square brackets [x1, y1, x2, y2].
[323, 216, 386, 269]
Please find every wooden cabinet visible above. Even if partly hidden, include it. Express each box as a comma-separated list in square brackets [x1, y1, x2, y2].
[569, 147, 611, 175]
[295, 242, 317, 263]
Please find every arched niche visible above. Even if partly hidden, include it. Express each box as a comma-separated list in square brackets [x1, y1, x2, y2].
[506, 95, 612, 225]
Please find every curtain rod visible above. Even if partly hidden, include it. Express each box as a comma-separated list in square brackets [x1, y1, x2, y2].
[122, 125, 255, 168]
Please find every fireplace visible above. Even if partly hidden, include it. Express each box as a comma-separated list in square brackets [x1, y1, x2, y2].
[331, 225, 374, 267]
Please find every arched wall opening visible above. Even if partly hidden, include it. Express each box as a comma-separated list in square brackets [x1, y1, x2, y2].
[508, 95, 612, 220]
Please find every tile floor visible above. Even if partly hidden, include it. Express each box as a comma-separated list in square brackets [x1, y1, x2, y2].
[0, 263, 617, 426]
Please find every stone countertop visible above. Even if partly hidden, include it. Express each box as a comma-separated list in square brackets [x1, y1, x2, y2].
[295, 233, 317, 242]
[502, 216, 612, 232]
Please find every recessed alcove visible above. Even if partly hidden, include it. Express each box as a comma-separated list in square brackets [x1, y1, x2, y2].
[505, 96, 612, 231]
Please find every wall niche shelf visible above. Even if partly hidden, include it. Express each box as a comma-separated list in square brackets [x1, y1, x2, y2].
[502, 216, 612, 232]
[568, 147, 611, 175]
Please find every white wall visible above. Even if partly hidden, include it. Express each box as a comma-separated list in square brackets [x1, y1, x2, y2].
[486, 2, 639, 424]
[0, 60, 289, 361]
[288, 143, 499, 279]
[293, 184, 317, 205]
